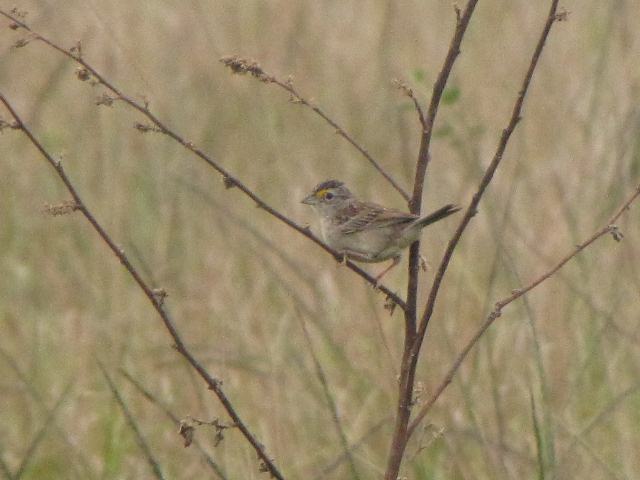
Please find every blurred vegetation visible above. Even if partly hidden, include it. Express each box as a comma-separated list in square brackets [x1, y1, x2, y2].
[1, 0, 639, 479]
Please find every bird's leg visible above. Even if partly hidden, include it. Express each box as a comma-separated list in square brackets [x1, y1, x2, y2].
[374, 256, 401, 288]
[336, 252, 349, 267]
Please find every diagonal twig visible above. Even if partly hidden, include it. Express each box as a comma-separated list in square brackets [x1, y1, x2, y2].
[220, 55, 410, 201]
[407, 183, 640, 436]
[392, 78, 426, 131]
[99, 362, 166, 480]
[0, 8, 405, 311]
[0, 93, 286, 480]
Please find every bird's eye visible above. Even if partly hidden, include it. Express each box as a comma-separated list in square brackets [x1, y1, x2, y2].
[324, 192, 334, 200]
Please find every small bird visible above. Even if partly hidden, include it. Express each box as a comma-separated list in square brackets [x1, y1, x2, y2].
[302, 179, 460, 284]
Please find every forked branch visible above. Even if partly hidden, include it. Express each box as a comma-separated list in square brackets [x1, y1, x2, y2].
[0, 93, 286, 480]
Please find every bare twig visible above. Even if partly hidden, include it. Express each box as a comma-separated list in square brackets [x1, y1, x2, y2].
[385, 2, 479, 479]
[407, 184, 640, 436]
[0, 94, 286, 480]
[121, 370, 230, 480]
[99, 363, 166, 480]
[0, 8, 405, 311]
[393, 78, 426, 131]
[220, 55, 410, 202]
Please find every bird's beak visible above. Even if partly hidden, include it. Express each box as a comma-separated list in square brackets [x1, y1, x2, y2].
[301, 194, 316, 205]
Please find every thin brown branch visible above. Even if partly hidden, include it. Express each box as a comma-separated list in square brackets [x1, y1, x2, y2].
[0, 8, 406, 311]
[0, 94, 286, 480]
[220, 55, 410, 202]
[407, 183, 640, 437]
[385, 2, 479, 479]
[98, 363, 166, 480]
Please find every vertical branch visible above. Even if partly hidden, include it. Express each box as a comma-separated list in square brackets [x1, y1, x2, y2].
[385, 3, 479, 480]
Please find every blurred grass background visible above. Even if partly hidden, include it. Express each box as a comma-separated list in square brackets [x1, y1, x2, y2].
[1, 0, 639, 478]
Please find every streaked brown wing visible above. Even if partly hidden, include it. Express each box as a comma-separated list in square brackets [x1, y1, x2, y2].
[339, 202, 417, 235]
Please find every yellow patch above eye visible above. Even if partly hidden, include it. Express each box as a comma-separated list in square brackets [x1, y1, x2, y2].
[315, 189, 330, 198]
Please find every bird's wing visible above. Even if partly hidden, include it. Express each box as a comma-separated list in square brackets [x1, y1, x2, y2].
[339, 202, 417, 235]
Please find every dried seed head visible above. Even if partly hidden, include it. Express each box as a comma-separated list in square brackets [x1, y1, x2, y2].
[11, 38, 29, 49]
[610, 225, 624, 242]
[219, 55, 273, 82]
[133, 122, 162, 133]
[76, 67, 91, 81]
[10, 7, 28, 19]
[392, 78, 414, 98]
[96, 92, 115, 107]
[555, 9, 570, 22]
[42, 200, 79, 216]
[223, 176, 237, 189]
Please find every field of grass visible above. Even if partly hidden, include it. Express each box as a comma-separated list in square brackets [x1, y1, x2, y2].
[1, 1, 639, 478]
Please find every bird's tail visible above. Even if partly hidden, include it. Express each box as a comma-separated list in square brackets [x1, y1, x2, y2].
[414, 204, 461, 229]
